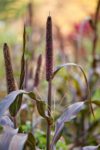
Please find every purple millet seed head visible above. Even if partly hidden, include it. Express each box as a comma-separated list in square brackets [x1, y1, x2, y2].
[3, 43, 17, 93]
[46, 16, 53, 81]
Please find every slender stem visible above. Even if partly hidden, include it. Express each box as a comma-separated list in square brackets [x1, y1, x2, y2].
[92, 0, 100, 68]
[46, 80, 52, 150]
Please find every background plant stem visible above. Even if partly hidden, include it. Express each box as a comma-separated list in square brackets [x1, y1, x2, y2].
[92, 0, 100, 68]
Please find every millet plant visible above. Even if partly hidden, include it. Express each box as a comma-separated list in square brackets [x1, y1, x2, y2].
[0, 1, 100, 149]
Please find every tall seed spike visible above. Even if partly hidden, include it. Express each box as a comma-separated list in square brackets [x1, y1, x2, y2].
[3, 43, 17, 93]
[46, 16, 53, 81]
[34, 54, 42, 88]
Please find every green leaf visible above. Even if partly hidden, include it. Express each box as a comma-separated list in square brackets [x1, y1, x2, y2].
[9, 95, 23, 117]
[92, 100, 100, 107]
[0, 125, 3, 133]
[87, 120, 100, 134]
[19, 24, 26, 89]
[24, 132, 36, 149]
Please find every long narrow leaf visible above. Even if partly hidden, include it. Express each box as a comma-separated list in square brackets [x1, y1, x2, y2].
[0, 126, 18, 150]
[9, 132, 36, 150]
[0, 116, 14, 128]
[82, 145, 100, 150]
[13, 25, 26, 117]
[52, 63, 94, 117]
[51, 102, 85, 149]
[0, 126, 35, 150]
[19, 24, 26, 89]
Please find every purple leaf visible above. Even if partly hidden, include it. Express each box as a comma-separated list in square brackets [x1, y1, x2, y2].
[0, 116, 14, 128]
[51, 102, 85, 149]
[0, 126, 35, 150]
[0, 126, 18, 150]
[0, 90, 52, 122]
[82, 145, 100, 150]
[9, 132, 36, 150]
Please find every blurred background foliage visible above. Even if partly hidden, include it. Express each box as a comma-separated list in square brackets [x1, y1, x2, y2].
[0, 0, 97, 80]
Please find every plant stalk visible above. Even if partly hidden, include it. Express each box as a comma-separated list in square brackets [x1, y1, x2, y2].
[46, 80, 52, 150]
[92, 0, 100, 68]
